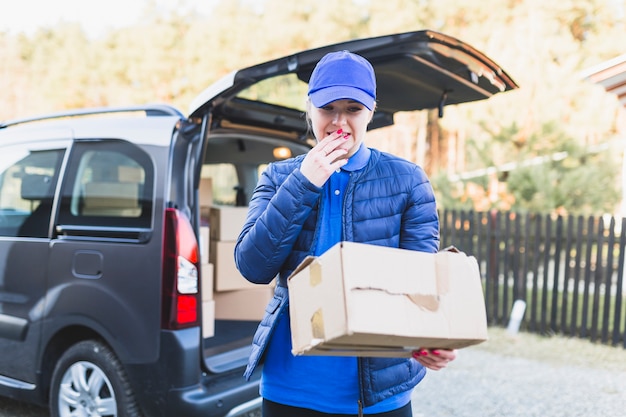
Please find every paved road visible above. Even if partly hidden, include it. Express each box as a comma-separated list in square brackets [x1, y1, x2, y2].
[411, 328, 626, 417]
[0, 397, 47, 417]
[2, 328, 625, 416]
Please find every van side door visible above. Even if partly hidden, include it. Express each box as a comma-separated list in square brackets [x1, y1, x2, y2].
[0, 140, 66, 387]
[48, 138, 164, 364]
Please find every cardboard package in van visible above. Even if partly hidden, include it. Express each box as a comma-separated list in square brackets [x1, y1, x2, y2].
[209, 206, 249, 241]
[288, 242, 488, 357]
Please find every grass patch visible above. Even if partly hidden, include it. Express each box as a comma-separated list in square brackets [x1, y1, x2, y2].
[475, 326, 626, 372]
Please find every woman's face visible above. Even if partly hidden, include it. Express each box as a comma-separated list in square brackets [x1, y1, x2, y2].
[308, 99, 374, 159]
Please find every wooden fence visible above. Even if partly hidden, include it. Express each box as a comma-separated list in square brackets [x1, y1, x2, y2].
[439, 209, 626, 348]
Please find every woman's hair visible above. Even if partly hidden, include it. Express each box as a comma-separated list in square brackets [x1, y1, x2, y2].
[304, 99, 313, 137]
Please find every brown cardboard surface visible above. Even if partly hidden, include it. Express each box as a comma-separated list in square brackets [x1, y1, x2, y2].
[199, 226, 210, 263]
[288, 242, 488, 357]
[83, 182, 139, 209]
[214, 287, 273, 321]
[200, 177, 213, 207]
[202, 299, 215, 338]
[201, 262, 214, 301]
[200, 206, 211, 223]
[118, 166, 143, 182]
[209, 240, 257, 291]
[209, 206, 249, 241]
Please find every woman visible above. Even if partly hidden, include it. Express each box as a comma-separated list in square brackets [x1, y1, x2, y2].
[235, 50, 456, 417]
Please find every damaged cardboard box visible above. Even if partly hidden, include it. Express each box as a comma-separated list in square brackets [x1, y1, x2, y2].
[288, 241, 488, 357]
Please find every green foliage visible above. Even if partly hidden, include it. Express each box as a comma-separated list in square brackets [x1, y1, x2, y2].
[431, 172, 477, 211]
[506, 139, 622, 215]
[435, 121, 623, 215]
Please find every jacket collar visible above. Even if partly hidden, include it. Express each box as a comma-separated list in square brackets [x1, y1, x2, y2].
[342, 143, 371, 172]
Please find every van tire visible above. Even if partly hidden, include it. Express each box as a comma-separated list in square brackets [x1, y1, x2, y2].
[49, 339, 142, 417]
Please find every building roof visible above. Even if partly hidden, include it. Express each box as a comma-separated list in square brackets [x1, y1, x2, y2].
[581, 53, 626, 108]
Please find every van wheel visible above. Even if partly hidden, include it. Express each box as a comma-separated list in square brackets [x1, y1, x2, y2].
[50, 340, 141, 417]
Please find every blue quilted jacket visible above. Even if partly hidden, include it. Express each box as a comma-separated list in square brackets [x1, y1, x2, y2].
[234, 148, 440, 407]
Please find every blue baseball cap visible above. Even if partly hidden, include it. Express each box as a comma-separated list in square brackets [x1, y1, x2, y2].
[308, 50, 376, 110]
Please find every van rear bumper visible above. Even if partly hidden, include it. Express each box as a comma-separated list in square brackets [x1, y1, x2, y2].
[126, 327, 261, 417]
[168, 375, 261, 417]
[225, 397, 263, 416]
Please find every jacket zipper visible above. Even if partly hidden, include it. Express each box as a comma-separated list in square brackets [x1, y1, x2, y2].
[350, 169, 364, 417]
[357, 357, 364, 417]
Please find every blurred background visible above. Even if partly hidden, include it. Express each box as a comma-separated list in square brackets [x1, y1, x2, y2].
[2, 0, 625, 217]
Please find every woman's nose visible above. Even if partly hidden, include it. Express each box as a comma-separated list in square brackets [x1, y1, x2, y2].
[333, 111, 346, 125]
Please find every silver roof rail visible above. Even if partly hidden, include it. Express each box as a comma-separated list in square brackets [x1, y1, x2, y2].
[0, 104, 185, 129]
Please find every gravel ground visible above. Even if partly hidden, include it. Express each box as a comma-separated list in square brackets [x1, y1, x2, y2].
[411, 327, 626, 417]
[2, 327, 625, 416]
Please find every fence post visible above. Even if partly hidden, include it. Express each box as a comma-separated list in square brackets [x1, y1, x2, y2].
[550, 215, 563, 333]
[615, 219, 626, 347]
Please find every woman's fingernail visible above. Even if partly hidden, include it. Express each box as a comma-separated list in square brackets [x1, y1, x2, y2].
[432, 350, 440, 355]
[343, 133, 350, 139]
[420, 349, 428, 356]
[336, 129, 343, 134]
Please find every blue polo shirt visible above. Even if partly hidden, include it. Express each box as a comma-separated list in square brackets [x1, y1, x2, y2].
[260, 144, 411, 414]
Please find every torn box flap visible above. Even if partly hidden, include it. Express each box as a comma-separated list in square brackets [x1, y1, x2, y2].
[287, 255, 317, 282]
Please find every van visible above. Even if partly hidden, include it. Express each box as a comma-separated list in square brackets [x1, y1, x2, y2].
[0, 30, 516, 417]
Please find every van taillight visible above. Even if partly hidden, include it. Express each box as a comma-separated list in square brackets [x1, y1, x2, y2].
[162, 208, 200, 330]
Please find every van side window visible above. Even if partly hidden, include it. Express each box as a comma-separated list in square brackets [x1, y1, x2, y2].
[0, 148, 64, 237]
[58, 140, 153, 229]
